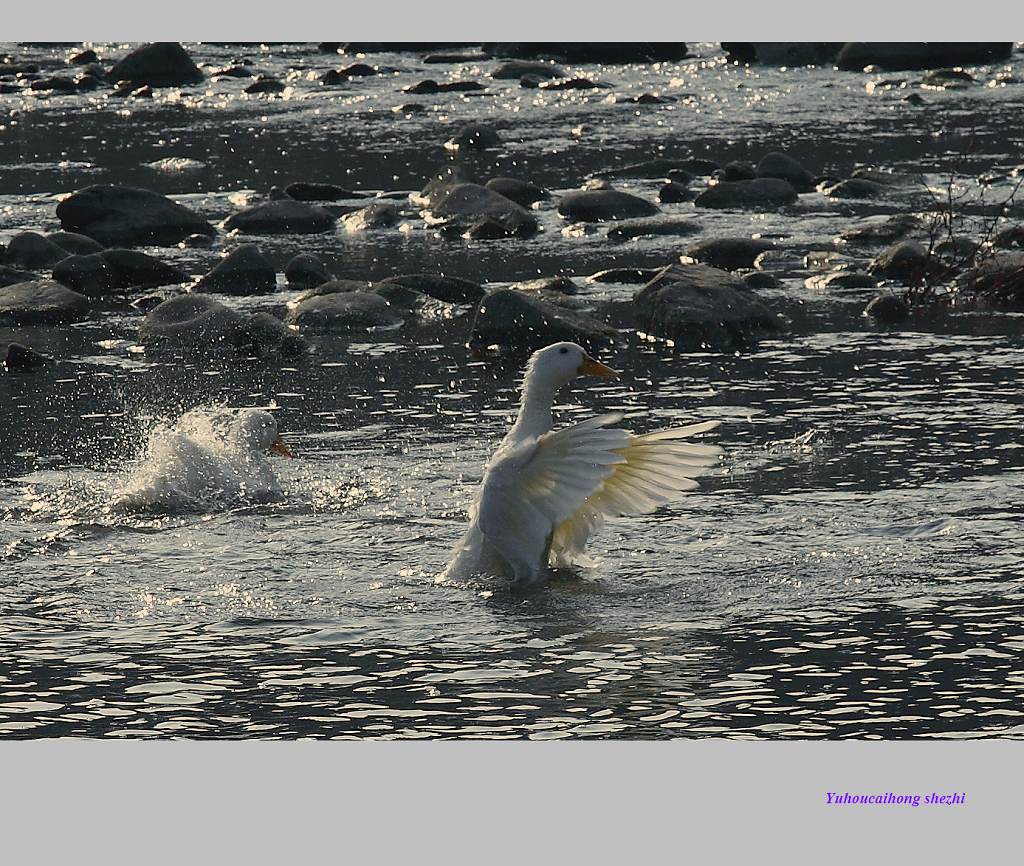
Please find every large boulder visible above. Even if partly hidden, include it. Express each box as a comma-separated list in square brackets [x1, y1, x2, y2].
[957, 251, 1024, 305]
[108, 42, 204, 87]
[722, 43, 842, 65]
[868, 241, 933, 282]
[52, 249, 186, 296]
[285, 253, 332, 289]
[606, 217, 702, 242]
[0, 265, 37, 288]
[193, 244, 277, 294]
[4, 232, 70, 268]
[445, 123, 501, 150]
[57, 185, 216, 246]
[634, 264, 779, 350]
[684, 237, 775, 270]
[492, 61, 566, 80]
[755, 152, 815, 192]
[0, 280, 90, 324]
[836, 43, 1013, 71]
[558, 189, 659, 222]
[469, 289, 617, 352]
[46, 231, 105, 255]
[224, 198, 336, 234]
[482, 43, 689, 63]
[485, 177, 548, 208]
[285, 291, 403, 330]
[694, 178, 798, 209]
[415, 170, 538, 237]
[378, 273, 486, 304]
[139, 294, 305, 357]
[340, 201, 401, 232]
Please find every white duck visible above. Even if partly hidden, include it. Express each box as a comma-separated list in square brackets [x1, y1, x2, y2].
[441, 342, 721, 584]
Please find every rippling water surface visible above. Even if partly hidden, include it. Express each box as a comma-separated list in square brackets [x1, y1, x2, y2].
[1, 42, 1023, 738]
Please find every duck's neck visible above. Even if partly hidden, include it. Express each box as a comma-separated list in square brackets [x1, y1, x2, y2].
[507, 374, 559, 443]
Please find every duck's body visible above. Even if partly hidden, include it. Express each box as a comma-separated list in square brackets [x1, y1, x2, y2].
[441, 342, 720, 584]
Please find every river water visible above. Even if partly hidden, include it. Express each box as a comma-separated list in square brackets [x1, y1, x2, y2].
[1, 42, 1023, 739]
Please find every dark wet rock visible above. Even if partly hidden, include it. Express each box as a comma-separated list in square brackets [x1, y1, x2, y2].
[0, 265, 37, 288]
[129, 85, 153, 99]
[404, 79, 485, 94]
[622, 93, 674, 105]
[446, 123, 501, 150]
[718, 161, 757, 182]
[29, 76, 78, 92]
[224, 199, 336, 234]
[922, 68, 974, 88]
[69, 49, 99, 65]
[865, 293, 911, 324]
[722, 42, 842, 66]
[108, 42, 204, 87]
[678, 158, 722, 176]
[469, 289, 616, 353]
[935, 237, 980, 259]
[482, 43, 689, 63]
[392, 102, 427, 115]
[519, 75, 545, 89]
[286, 291, 403, 331]
[695, 178, 798, 209]
[755, 152, 814, 193]
[284, 182, 363, 201]
[46, 231, 105, 256]
[416, 172, 538, 237]
[742, 271, 781, 289]
[210, 65, 254, 78]
[291, 279, 372, 304]
[839, 214, 923, 245]
[140, 294, 305, 357]
[244, 76, 286, 94]
[485, 177, 548, 208]
[378, 273, 486, 305]
[339, 63, 379, 77]
[74, 74, 103, 91]
[822, 178, 891, 199]
[52, 249, 187, 296]
[180, 233, 215, 249]
[957, 251, 1024, 305]
[492, 61, 565, 79]
[594, 161, 697, 182]
[635, 264, 779, 350]
[509, 276, 580, 295]
[850, 168, 917, 187]
[753, 249, 806, 274]
[3, 342, 51, 371]
[57, 184, 216, 246]
[837, 43, 1012, 71]
[285, 253, 332, 289]
[424, 51, 491, 64]
[805, 251, 853, 270]
[805, 270, 879, 290]
[340, 201, 402, 231]
[868, 241, 933, 282]
[588, 267, 663, 285]
[0, 83, 23, 94]
[4, 232, 70, 268]
[539, 77, 606, 91]
[684, 237, 775, 270]
[130, 287, 186, 313]
[992, 224, 1024, 249]
[446, 218, 517, 240]
[193, 244, 276, 294]
[904, 93, 926, 105]
[607, 217, 702, 242]
[0, 280, 90, 324]
[558, 189, 659, 222]
[658, 181, 694, 203]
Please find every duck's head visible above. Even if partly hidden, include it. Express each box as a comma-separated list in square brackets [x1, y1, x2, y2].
[237, 410, 293, 457]
[525, 342, 618, 389]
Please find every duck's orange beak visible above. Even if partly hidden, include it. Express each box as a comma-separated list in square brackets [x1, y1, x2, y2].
[579, 355, 619, 379]
[269, 436, 294, 458]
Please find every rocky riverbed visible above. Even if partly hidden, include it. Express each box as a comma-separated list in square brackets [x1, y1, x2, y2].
[1, 42, 1023, 740]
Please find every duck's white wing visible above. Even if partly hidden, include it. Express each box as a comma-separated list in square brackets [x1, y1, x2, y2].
[477, 414, 630, 579]
[549, 420, 721, 567]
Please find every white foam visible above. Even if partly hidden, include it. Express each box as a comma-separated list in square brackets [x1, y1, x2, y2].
[112, 408, 286, 512]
